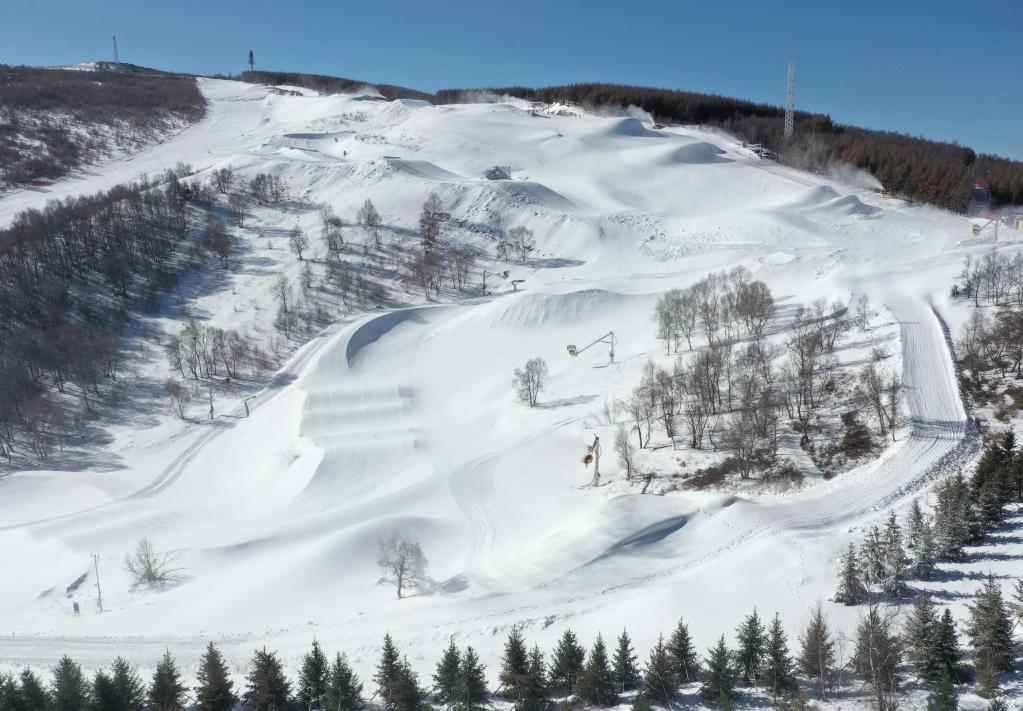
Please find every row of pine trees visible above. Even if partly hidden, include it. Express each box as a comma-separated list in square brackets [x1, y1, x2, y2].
[3, 578, 1020, 711]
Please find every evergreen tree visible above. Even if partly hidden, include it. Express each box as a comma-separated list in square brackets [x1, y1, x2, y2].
[986, 698, 1008, 711]
[667, 619, 700, 683]
[16, 669, 48, 711]
[934, 474, 971, 560]
[928, 671, 957, 711]
[932, 609, 965, 684]
[0, 674, 15, 711]
[147, 651, 186, 711]
[967, 575, 1014, 697]
[905, 498, 926, 550]
[519, 645, 550, 711]
[373, 634, 401, 707]
[194, 642, 236, 711]
[548, 629, 585, 695]
[325, 653, 362, 711]
[433, 639, 461, 705]
[880, 510, 908, 596]
[643, 635, 677, 705]
[297, 640, 328, 710]
[388, 658, 423, 711]
[244, 648, 293, 711]
[611, 629, 642, 693]
[911, 517, 937, 578]
[859, 526, 885, 586]
[1006, 575, 1023, 629]
[699, 636, 734, 707]
[762, 613, 795, 698]
[853, 606, 902, 711]
[576, 635, 616, 707]
[798, 603, 834, 699]
[904, 595, 940, 682]
[51, 656, 90, 711]
[735, 608, 767, 687]
[835, 542, 868, 605]
[92, 671, 118, 711]
[455, 647, 488, 711]
[498, 628, 529, 701]
[110, 657, 145, 711]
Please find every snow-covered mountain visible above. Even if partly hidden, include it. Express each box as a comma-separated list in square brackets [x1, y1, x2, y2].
[0, 77, 1016, 701]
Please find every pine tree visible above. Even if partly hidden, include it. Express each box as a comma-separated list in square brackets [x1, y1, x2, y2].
[549, 629, 585, 695]
[455, 647, 488, 711]
[859, 526, 885, 586]
[798, 603, 834, 699]
[92, 670, 118, 711]
[934, 474, 970, 560]
[835, 542, 869, 605]
[576, 635, 616, 707]
[853, 606, 901, 711]
[967, 575, 1014, 697]
[519, 645, 550, 711]
[0, 673, 16, 711]
[195, 642, 236, 711]
[931, 609, 965, 684]
[325, 653, 362, 711]
[667, 619, 700, 683]
[17, 669, 49, 711]
[699, 636, 734, 707]
[735, 608, 767, 687]
[297, 640, 328, 710]
[911, 517, 937, 578]
[906, 498, 926, 550]
[763, 613, 795, 698]
[904, 595, 940, 682]
[51, 656, 90, 711]
[244, 648, 293, 711]
[498, 628, 528, 701]
[1007, 575, 1023, 628]
[373, 634, 401, 707]
[928, 671, 957, 711]
[631, 692, 653, 711]
[433, 639, 461, 705]
[109, 657, 145, 711]
[986, 697, 1008, 711]
[643, 635, 677, 705]
[148, 651, 186, 711]
[880, 510, 908, 597]
[389, 658, 423, 711]
[612, 629, 642, 693]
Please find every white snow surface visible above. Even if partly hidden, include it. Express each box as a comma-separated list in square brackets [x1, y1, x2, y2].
[0, 78, 1019, 698]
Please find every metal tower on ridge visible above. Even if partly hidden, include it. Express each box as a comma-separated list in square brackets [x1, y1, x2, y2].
[784, 63, 796, 139]
[112, 35, 119, 65]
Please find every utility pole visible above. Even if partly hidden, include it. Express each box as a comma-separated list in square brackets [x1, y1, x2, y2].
[784, 63, 796, 140]
[91, 553, 104, 612]
[112, 35, 120, 65]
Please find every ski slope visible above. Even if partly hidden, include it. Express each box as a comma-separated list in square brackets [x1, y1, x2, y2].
[0, 77, 1013, 685]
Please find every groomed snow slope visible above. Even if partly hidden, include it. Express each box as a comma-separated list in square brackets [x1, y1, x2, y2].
[0, 79, 1016, 688]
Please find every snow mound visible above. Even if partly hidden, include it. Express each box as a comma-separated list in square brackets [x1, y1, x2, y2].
[600, 117, 665, 138]
[662, 142, 733, 165]
[493, 289, 636, 327]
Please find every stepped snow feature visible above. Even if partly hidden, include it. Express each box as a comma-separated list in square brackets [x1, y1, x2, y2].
[0, 77, 1004, 680]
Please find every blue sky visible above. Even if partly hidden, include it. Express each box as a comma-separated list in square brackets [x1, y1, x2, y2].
[4, 0, 1021, 159]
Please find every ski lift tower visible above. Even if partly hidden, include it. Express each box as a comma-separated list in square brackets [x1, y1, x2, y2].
[784, 63, 796, 140]
[566, 331, 617, 364]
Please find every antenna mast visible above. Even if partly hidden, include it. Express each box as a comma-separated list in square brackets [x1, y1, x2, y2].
[112, 35, 120, 65]
[248, 50, 255, 73]
[784, 63, 796, 139]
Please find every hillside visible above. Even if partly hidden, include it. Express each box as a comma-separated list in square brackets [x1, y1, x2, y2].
[0, 65, 204, 189]
[0, 76, 1020, 710]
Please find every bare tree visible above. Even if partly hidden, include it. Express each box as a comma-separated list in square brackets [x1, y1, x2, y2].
[228, 193, 246, 227]
[289, 225, 309, 261]
[164, 379, 191, 419]
[212, 166, 234, 194]
[614, 423, 635, 481]
[357, 199, 382, 248]
[124, 538, 182, 590]
[419, 193, 442, 248]
[506, 226, 536, 262]
[513, 357, 549, 407]
[376, 532, 430, 599]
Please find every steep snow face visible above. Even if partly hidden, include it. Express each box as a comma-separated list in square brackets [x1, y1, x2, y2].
[0, 78, 1016, 683]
